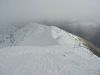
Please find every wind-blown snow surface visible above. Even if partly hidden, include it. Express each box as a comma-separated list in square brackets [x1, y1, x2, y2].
[0, 23, 100, 75]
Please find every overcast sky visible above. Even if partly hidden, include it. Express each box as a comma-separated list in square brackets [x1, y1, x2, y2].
[0, 0, 100, 23]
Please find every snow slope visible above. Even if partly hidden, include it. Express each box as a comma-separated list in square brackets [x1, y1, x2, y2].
[0, 46, 100, 75]
[0, 23, 100, 75]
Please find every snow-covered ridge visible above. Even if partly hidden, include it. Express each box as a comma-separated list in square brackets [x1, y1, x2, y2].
[0, 23, 84, 48]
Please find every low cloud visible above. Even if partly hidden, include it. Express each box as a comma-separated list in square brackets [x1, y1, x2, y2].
[0, 0, 100, 23]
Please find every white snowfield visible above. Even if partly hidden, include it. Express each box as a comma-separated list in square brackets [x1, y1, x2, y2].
[0, 23, 100, 75]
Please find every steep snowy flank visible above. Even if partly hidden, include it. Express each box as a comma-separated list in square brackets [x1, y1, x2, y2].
[0, 23, 100, 75]
[51, 26, 84, 47]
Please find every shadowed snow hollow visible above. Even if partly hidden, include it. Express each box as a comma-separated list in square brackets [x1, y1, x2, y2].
[0, 23, 100, 75]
